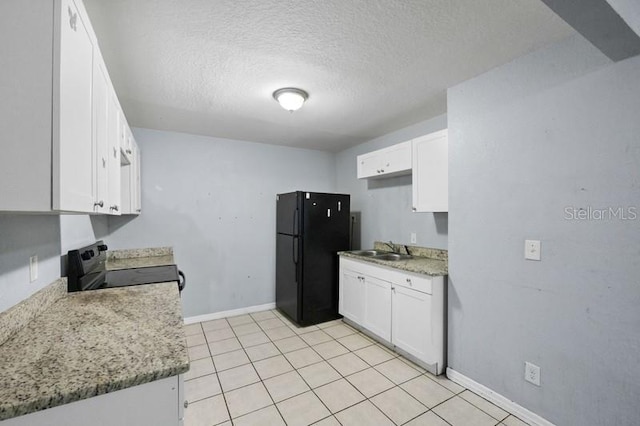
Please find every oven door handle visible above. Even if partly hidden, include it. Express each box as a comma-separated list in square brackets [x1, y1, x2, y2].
[178, 270, 186, 292]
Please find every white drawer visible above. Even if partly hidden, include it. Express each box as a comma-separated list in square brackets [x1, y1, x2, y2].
[394, 273, 432, 294]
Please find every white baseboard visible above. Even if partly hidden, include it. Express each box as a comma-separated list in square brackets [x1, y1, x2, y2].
[446, 367, 555, 426]
[184, 302, 277, 325]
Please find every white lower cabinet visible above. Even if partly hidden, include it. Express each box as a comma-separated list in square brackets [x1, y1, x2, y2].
[339, 269, 365, 325]
[3, 375, 184, 426]
[392, 285, 432, 362]
[339, 257, 445, 374]
[363, 276, 392, 342]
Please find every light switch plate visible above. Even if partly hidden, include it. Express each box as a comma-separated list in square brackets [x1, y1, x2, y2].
[410, 233, 417, 244]
[525, 240, 541, 261]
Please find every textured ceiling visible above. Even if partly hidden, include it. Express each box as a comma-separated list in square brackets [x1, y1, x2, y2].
[83, 0, 574, 151]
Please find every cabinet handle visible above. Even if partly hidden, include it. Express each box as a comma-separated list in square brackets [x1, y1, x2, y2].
[406, 278, 412, 286]
[94, 201, 104, 208]
[412, 207, 417, 211]
[110, 205, 119, 211]
[68, 6, 77, 32]
[126, 149, 132, 154]
[102, 157, 107, 168]
[136, 209, 141, 212]
[184, 400, 189, 409]
[380, 169, 384, 173]
[392, 287, 396, 292]
[113, 147, 118, 157]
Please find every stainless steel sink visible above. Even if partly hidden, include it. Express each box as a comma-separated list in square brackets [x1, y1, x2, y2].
[349, 250, 384, 257]
[373, 253, 413, 261]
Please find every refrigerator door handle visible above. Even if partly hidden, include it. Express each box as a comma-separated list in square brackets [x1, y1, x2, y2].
[293, 208, 299, 236]
[293, 236, 299, 265]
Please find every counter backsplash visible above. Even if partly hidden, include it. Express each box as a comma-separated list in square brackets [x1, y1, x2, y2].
[373, 241, 448, 261]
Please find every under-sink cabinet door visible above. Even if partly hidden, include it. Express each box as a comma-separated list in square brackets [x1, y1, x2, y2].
[363, 276, 392, 341]
[339, 268, 364, 324]
[391, 285, 432, 364]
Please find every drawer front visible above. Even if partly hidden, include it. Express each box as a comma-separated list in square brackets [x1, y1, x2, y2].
[394, 273, 432, 294]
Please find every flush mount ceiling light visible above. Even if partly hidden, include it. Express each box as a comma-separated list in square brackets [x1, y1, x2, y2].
[273, 88, 308, 112]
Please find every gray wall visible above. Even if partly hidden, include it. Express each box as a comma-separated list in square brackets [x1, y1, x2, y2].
[335, 115, 448, 250]
[448, 35, 640, 425]
[106, 128, 336, 318]
[0, 215, 108, 312]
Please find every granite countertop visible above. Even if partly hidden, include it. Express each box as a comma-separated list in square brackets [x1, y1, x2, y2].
[106, 247, 174, 270]
[0, 249, 188, 421]
[339, 242, 448, 276]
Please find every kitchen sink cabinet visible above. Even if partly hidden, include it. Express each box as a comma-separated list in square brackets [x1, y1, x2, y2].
[357, 141, 412, 179]
[363, 275, 392, 341]
[3, 375, 184, 426]
[412, 129, 448, 212]
[0, 0, 137, 215]
[339, 257, 445, 374]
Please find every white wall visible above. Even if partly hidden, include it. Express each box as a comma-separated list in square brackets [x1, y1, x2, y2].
[335, 115, 448, 250]
[106, 128, 336, 318]
[448, 34, 640, 425]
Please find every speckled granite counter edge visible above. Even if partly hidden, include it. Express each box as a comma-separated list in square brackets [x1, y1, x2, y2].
[372, 241, 448, 261]
[339, 251, 448, 276]
[0, 278, 66, 346]
[107, 247, 173, 260]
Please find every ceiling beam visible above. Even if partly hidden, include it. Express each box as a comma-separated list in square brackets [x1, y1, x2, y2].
[539, 0, 640, 61]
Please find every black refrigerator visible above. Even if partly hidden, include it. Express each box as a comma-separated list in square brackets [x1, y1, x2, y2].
[276, 191, 351, 326]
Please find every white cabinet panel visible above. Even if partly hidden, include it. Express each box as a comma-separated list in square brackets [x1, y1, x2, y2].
[392, 285, 432, 362]
[339, 266, 364, 324]
[412, 130, 448, 212]
[92, 57, 109, 213]
[107, 91, 122, 214]
[3, 376, 181, 426]
[363, 276, 392, 341]
[53, 0, 95, 212]
[357, 141, 412, 179]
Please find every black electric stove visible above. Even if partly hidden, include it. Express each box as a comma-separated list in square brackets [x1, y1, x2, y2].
[67, 240, 185, 293]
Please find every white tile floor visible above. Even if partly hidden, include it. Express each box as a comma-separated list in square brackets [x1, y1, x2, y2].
[184, 309, 530, 426]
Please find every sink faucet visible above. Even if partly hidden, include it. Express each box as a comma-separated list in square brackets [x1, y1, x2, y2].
[382, 241, 397, 253]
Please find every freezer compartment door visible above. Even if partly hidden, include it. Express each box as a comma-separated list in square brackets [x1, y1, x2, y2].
[276, 192, 301, 236]
[276, 233, 301, 322]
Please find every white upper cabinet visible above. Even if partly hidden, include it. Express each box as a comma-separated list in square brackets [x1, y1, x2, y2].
[412, 129, 448, 212]
[92, 56, 110, 214]
[107, 92, 122, 215]
[0, 0, 136, 214]
[53, 0, 95, 213]
[357, 141, 412, 179]
[120, 138, 141, 215]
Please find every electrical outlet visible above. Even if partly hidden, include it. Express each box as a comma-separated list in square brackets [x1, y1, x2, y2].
[410, 233, 417, 244]
[29, 255, 38, 282]
[524, 240, 541, 261]
[525, 361, 541, 386]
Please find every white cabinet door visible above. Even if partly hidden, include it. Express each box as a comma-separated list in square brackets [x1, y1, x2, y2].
[378, 141, 411, 176]
[356, 141, 412, 179]
[392, 285, 432, 363]
[107, 91, 121, 214]
[357, 153, 380, 179]
[363, 276, 392, 341]
[133, 141, 142, 213]
[412, 129, 448, 212]
[339, 269, 364, 324]
[92, 58, 109, 213]
[54, 0, 94, 212]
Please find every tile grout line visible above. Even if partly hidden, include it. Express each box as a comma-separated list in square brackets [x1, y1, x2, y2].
[189, 311, 518, 426]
